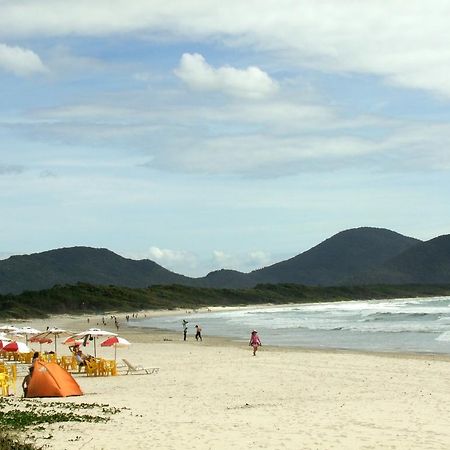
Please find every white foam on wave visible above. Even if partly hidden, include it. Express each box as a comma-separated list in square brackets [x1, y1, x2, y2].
[435, 331, 450, 342]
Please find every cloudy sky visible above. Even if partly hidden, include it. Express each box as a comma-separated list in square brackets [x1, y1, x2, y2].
[1, 1, 449, 276]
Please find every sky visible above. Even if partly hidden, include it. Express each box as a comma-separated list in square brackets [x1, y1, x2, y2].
[1, 1, 450, 277]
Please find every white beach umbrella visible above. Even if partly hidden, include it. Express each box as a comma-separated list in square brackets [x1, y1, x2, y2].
[33, 328, 70, 353]
[13, 327, 41, 344]
[74, 328, 117, 357]
[0, 325, 19, 334]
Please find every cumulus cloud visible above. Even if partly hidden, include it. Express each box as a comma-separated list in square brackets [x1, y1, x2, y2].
[146, 246, 198, 273]
[212, 249, 272, 272]
[174, 53, 278, 99]
[0, 43, 47, 76]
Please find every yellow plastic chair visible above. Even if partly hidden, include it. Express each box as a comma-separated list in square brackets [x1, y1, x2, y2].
[59, 356, 72, 371]
[98, 359, 117, 376]
[0, 373, 9, 396]
[23, 352, 33, 364]
[70, 355, 78, 371]
[85, 359, 98, 376]
[7, 364, 16, 394]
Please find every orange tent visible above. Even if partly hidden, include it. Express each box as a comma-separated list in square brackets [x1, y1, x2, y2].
[27, 361, 83, 398]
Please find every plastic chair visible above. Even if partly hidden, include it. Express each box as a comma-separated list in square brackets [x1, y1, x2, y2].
[122, 359, 159, 375]
[85, 359, 99, 376]
[99, 359, 117, 376]
[0, 373, 9, 396]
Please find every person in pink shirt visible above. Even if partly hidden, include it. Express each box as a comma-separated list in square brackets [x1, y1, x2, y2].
[249, 330, 262, 356]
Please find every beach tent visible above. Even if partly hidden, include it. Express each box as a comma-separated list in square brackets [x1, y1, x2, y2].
[27, 361, 83, 398]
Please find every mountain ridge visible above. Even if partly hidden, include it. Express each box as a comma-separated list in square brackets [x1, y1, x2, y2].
[1, 227, 449, 294]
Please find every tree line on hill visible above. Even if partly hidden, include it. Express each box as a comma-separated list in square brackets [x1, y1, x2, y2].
[2, 282, 450, 319]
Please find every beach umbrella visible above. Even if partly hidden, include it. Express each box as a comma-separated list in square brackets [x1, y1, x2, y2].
[13, 327, 41, 344]
[73, 328, 117, 357]
[33, 328, 70, 353]
[3, 341, 31, 353]
[29, 335, 53, 352]
[0, 325, 19, 334]
[62, 336, 84, 347]
[100, 336, 131, 361]
[0, 338, 12, 350]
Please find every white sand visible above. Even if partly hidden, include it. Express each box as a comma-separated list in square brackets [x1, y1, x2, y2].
[5, 312, 450, 450]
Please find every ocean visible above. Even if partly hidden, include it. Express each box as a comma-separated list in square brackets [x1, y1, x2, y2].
[130, 296, 450, 354]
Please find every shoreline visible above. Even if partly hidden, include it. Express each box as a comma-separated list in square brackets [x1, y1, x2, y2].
[4, 310, 450, 449]
[8, 305, 450, 361]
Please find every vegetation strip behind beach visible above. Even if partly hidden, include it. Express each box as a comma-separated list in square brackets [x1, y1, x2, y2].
[1, 282, 450, 319]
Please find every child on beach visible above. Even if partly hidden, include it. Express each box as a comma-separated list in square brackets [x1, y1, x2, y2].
[249, 330, 262, 356]
[21, 367, 33, 398]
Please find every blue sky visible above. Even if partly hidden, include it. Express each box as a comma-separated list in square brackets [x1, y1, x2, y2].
[1, 1, 449, 276]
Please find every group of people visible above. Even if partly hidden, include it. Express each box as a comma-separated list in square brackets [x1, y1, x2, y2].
[181, 320, 262, 355]
[182, 321, 203, 341]
[69, 344, 94, 370]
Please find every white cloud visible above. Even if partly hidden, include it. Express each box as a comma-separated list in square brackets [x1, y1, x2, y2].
[152, 134, 376, 175]
[0, 43, 47, 76]
[146, 246, 198, 273]
[2, 2, 450, 96]
[175, 53, 278, 99]
[45, 45, 104, 75]
[212, 249, 272, 272]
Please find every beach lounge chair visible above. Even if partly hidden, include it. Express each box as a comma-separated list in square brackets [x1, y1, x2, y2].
[122, 359, 159, 375]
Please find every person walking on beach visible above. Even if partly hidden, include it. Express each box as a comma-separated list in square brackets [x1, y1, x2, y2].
[249, 330, 262, 356]
[182, 319, 188, 341]
[195, 325, 202, 341]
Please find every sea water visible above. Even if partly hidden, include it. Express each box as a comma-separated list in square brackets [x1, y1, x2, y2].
[129, 296, 450, 354]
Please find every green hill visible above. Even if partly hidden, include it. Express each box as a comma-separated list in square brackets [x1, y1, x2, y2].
[0, 247, 194, 295]
[2, 227, 450, 294]
[250, 227, 421, 285]
[351, 235, 450, 284]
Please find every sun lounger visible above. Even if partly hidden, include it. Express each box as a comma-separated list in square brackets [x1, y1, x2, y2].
[122, 359, 159, 375]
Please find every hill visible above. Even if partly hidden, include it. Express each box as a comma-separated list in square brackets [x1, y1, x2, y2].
[0, 247, 195, 295]
[2, 227, 449, 294]
[249, 227, 421, 286]
[351, 235, 450, 284]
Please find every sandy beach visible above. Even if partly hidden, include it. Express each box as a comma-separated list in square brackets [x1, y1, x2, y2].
[5, 311, 450, 450]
